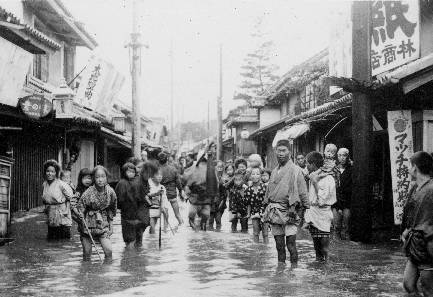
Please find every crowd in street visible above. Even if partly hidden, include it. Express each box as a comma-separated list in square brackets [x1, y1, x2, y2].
[39, 141, 433, 296]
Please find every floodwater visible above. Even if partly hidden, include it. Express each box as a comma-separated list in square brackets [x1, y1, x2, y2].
[0, 203, 406, 297]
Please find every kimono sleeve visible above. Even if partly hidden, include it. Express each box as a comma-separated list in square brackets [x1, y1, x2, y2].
[296, 169, 309, 208]
[115, 180, 126, 208]
[77, 188, 90, 215]
[107, 186, 117, 220]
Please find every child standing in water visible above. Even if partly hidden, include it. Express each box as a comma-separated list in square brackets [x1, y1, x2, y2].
[71, 168, 93, 224]
[116, 163, 148, 249]
[228, 169, 249, 232]
[246, 167, 268, 243]
[148, 168, 169, 234]
[77, 166, 117, 261]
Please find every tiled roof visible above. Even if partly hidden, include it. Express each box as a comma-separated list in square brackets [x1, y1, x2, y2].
[0, 6, 61, 50]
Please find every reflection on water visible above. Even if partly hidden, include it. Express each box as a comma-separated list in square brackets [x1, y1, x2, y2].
[0, 204, 406, 297]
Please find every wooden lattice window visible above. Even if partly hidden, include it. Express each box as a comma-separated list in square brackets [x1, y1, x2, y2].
[33, 54, 49, 82]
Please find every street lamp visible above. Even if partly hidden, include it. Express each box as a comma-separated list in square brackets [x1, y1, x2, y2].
[113, 113, 126, 133]
[240, 128, 250, 139]
[53, 78, 74, 119]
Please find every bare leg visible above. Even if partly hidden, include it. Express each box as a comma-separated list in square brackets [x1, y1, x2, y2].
[286, 235, 298, 264]
[100, 237, 113, 260]
[403, 259, 420, 295]
[149, 218, 157, 234]
[170, 199, 184, 225]
[80, 236, 93, 261]
[274, 235, 286, 263]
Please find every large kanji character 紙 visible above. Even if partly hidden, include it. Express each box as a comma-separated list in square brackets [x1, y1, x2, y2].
[384, 1, 417, 39]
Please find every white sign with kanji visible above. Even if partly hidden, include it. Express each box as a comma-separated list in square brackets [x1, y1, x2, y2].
[371, 1, 420, 76]
[387, 110, 414, 225]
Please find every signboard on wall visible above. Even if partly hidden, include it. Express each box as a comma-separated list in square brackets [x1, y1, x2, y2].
[387, 110, 414, 225]
[0, 36, 33, 107]
[19, 95, 53, 119]
[371, 1, 420, 76]
[328, 1, 420, 89]
[75, 56, 125, 116]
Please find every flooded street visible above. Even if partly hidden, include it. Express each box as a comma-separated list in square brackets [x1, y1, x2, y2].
[1, 204, 406, 297]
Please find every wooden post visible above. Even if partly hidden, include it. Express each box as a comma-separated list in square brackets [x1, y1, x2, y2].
[131, 0, 142, 158]
[217, 44, 223, 160]
[351, 1, 372, 242]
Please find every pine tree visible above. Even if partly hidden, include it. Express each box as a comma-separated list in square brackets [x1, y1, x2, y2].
[234, 18, 280, 103]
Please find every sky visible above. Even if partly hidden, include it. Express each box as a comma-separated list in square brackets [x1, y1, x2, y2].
[66, 0, 336, 126]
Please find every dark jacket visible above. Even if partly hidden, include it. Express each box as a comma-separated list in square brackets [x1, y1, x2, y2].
[160, 163, 183, 200]
[115, 178, 150, 226]
[336, 164, 352, 210]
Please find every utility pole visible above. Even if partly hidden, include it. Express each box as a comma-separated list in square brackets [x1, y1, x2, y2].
[216, 44, 223, 160]
[170, 39, 174, 150]
[207, 98, 210, 144]
[351, 1, 372, 242]
[130, 0, 142, 158]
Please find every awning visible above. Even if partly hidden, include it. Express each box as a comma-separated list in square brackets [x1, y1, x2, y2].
[0, 6, 61, 54]
[251, 92, 353, 138]
[101, 127, 131, 149]
[272, 123, 310, 147]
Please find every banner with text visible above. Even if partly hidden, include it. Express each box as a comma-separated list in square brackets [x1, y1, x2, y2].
[387, 110, 414, 225]
[371, 1, 420, 76]
[75, 56, 125, 116]
[0, 36, 33, 107]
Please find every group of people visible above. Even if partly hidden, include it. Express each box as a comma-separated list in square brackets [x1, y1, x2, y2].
[37, 139, 433, 295]
[39, 140, 355, 265]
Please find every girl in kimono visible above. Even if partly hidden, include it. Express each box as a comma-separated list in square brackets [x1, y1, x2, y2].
[246, 167, 268, 243]
[77, 166, 117, 261]
[71, 168, 93, 224]
[228, 170, 249, 232]
[42, 160, 74, 240]
[148, 168, 169, 234]
[116, 162, 144, 248]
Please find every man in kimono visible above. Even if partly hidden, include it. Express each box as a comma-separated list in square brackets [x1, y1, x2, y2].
[264, 139, 309, 266]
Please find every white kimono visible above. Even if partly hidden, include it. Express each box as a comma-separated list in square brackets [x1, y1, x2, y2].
[304, 175, 336, 232]
[148, 179, 169, 218]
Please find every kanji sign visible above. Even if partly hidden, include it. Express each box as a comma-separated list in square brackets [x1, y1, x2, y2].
[387, 110, 414, 225]
[19, 95, 53, 119]
[75, 56, 125, 116]
[371, 1, 420, 76]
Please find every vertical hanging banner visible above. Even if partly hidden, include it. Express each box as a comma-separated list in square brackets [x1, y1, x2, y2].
[387, 110, 414, 225]
[75, 56, 125, 116]
[371, 1, 420, 76]
[0, 36, 33, 107]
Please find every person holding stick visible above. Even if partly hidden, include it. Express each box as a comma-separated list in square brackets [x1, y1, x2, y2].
[148, 166, 169, 235]
[77, 166, 117, 262]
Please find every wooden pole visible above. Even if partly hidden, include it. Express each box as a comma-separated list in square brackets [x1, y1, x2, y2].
[350, 1, 372, 242]
[217, 44, 223, 160]
[170, 40, 174, 149]
[131, 0, 142, 158]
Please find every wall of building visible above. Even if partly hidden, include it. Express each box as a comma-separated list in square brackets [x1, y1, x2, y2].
[259, 107, 281, 128]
